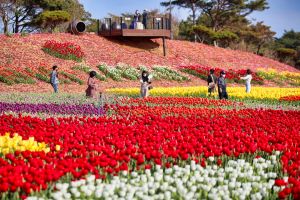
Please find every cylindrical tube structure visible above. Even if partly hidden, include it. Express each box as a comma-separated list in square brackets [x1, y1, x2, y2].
[70, 21, 86, 35]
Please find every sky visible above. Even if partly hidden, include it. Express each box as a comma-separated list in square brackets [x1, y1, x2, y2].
[78, 0, 300, 37]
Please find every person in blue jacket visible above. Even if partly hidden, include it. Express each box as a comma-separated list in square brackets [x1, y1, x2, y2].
[217, 71, 228, 100]
[50, 65, 59, 93]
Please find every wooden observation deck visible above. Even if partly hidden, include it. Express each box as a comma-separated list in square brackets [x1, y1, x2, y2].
[97, 16, 171, 56]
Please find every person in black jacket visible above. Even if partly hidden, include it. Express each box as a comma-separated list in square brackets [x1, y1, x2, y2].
[207, 69, 217, 97]
[142, 10, 148, 29]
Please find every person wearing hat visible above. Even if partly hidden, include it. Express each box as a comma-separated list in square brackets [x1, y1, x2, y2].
[217, 71, 228, 100]
[207, 69, 217, 97]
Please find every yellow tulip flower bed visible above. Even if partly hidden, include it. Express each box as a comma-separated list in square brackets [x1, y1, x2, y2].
[0, 133, 53, 155]
[257, 68, 300, 86]
[107, 86, 300, 101]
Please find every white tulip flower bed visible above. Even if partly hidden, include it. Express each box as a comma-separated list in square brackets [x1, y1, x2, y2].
[27, 154, 286, 200]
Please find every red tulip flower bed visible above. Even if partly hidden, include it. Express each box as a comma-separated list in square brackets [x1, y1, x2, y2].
[42, 40, 84, 62]
[180, 65, 264, 85]
[280, 95, 300, 102]
[0, 97, 300, 199]
[119, 97, 244, 107]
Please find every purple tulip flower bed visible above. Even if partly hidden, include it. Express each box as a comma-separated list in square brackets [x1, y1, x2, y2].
[0, 102, 105, 116]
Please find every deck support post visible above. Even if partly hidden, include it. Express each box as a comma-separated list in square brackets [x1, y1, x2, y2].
[97, 19, 100, 35]
[162, 37, 166, 57]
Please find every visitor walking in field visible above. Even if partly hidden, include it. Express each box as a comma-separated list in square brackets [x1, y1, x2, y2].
[86, 71, 98, 99]
[50, 65, 59, 93]
[140, 70, 152, 98]
[207, 69, 217, 97]
[240, 69, 253, 93]
[217, 71, 228, 100]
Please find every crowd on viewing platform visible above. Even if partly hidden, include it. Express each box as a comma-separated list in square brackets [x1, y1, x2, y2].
[100, 10, 171, 31]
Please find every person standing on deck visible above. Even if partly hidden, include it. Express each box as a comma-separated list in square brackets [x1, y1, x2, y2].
[133, 10, 140, 29]
[142, 10, 148, 29]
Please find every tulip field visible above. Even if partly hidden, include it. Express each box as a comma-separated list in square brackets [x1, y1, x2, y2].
[0, 86, 299, 200]
[1, 32, 300, 199]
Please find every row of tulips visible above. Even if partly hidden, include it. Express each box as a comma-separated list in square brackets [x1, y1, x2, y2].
[108, 86, 300, 102]
[179, 65, 264, 85]
[43, 40, 84, 62]
[257, 68, 300, 86]
[0, 102, 299, 198]
[118, 96, 243, 108]
[0, 102, 105, 116]
[0, 93, 98, 105]
[279, 95, 300, 102]
[27, 156, 284, 200]
[0, 133, 54, 155]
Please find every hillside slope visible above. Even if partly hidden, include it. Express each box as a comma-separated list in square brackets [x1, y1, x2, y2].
[0, 33, 297, 72]
[0, 33, 299, 93]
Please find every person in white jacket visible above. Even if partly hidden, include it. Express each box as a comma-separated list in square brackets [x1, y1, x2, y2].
[240, 69, 252, 93]
[140, 70, 153, 98]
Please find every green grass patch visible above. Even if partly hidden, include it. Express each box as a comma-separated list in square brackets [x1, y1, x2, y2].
[98, 64, 122, 81]
[35, 73, 50, 83]
[116, 65, 139, 80]
[153, 66, 190, 82]
[72, 65, 107, 81]
[72, 65, 90, 73]
[0, 75, 14, 85]
[25, 67, 34, 75]
[5, 69, 36, 84]
[180, 68, 207, 80]
[60, 71, 84, 85]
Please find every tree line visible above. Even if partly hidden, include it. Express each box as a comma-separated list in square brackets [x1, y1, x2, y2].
[160, 0, 300, 68]
[0, 0, 299, 68]
[0, 0, 90, 33]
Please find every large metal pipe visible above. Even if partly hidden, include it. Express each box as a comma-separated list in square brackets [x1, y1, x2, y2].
[69, 21, 86, 35]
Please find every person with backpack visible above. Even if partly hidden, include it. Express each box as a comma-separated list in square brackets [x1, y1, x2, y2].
[50, 65, 59, 93]
[240, 69, 253, 93]
[207, 69, 217, 97]
[217, 71, 228, 100]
